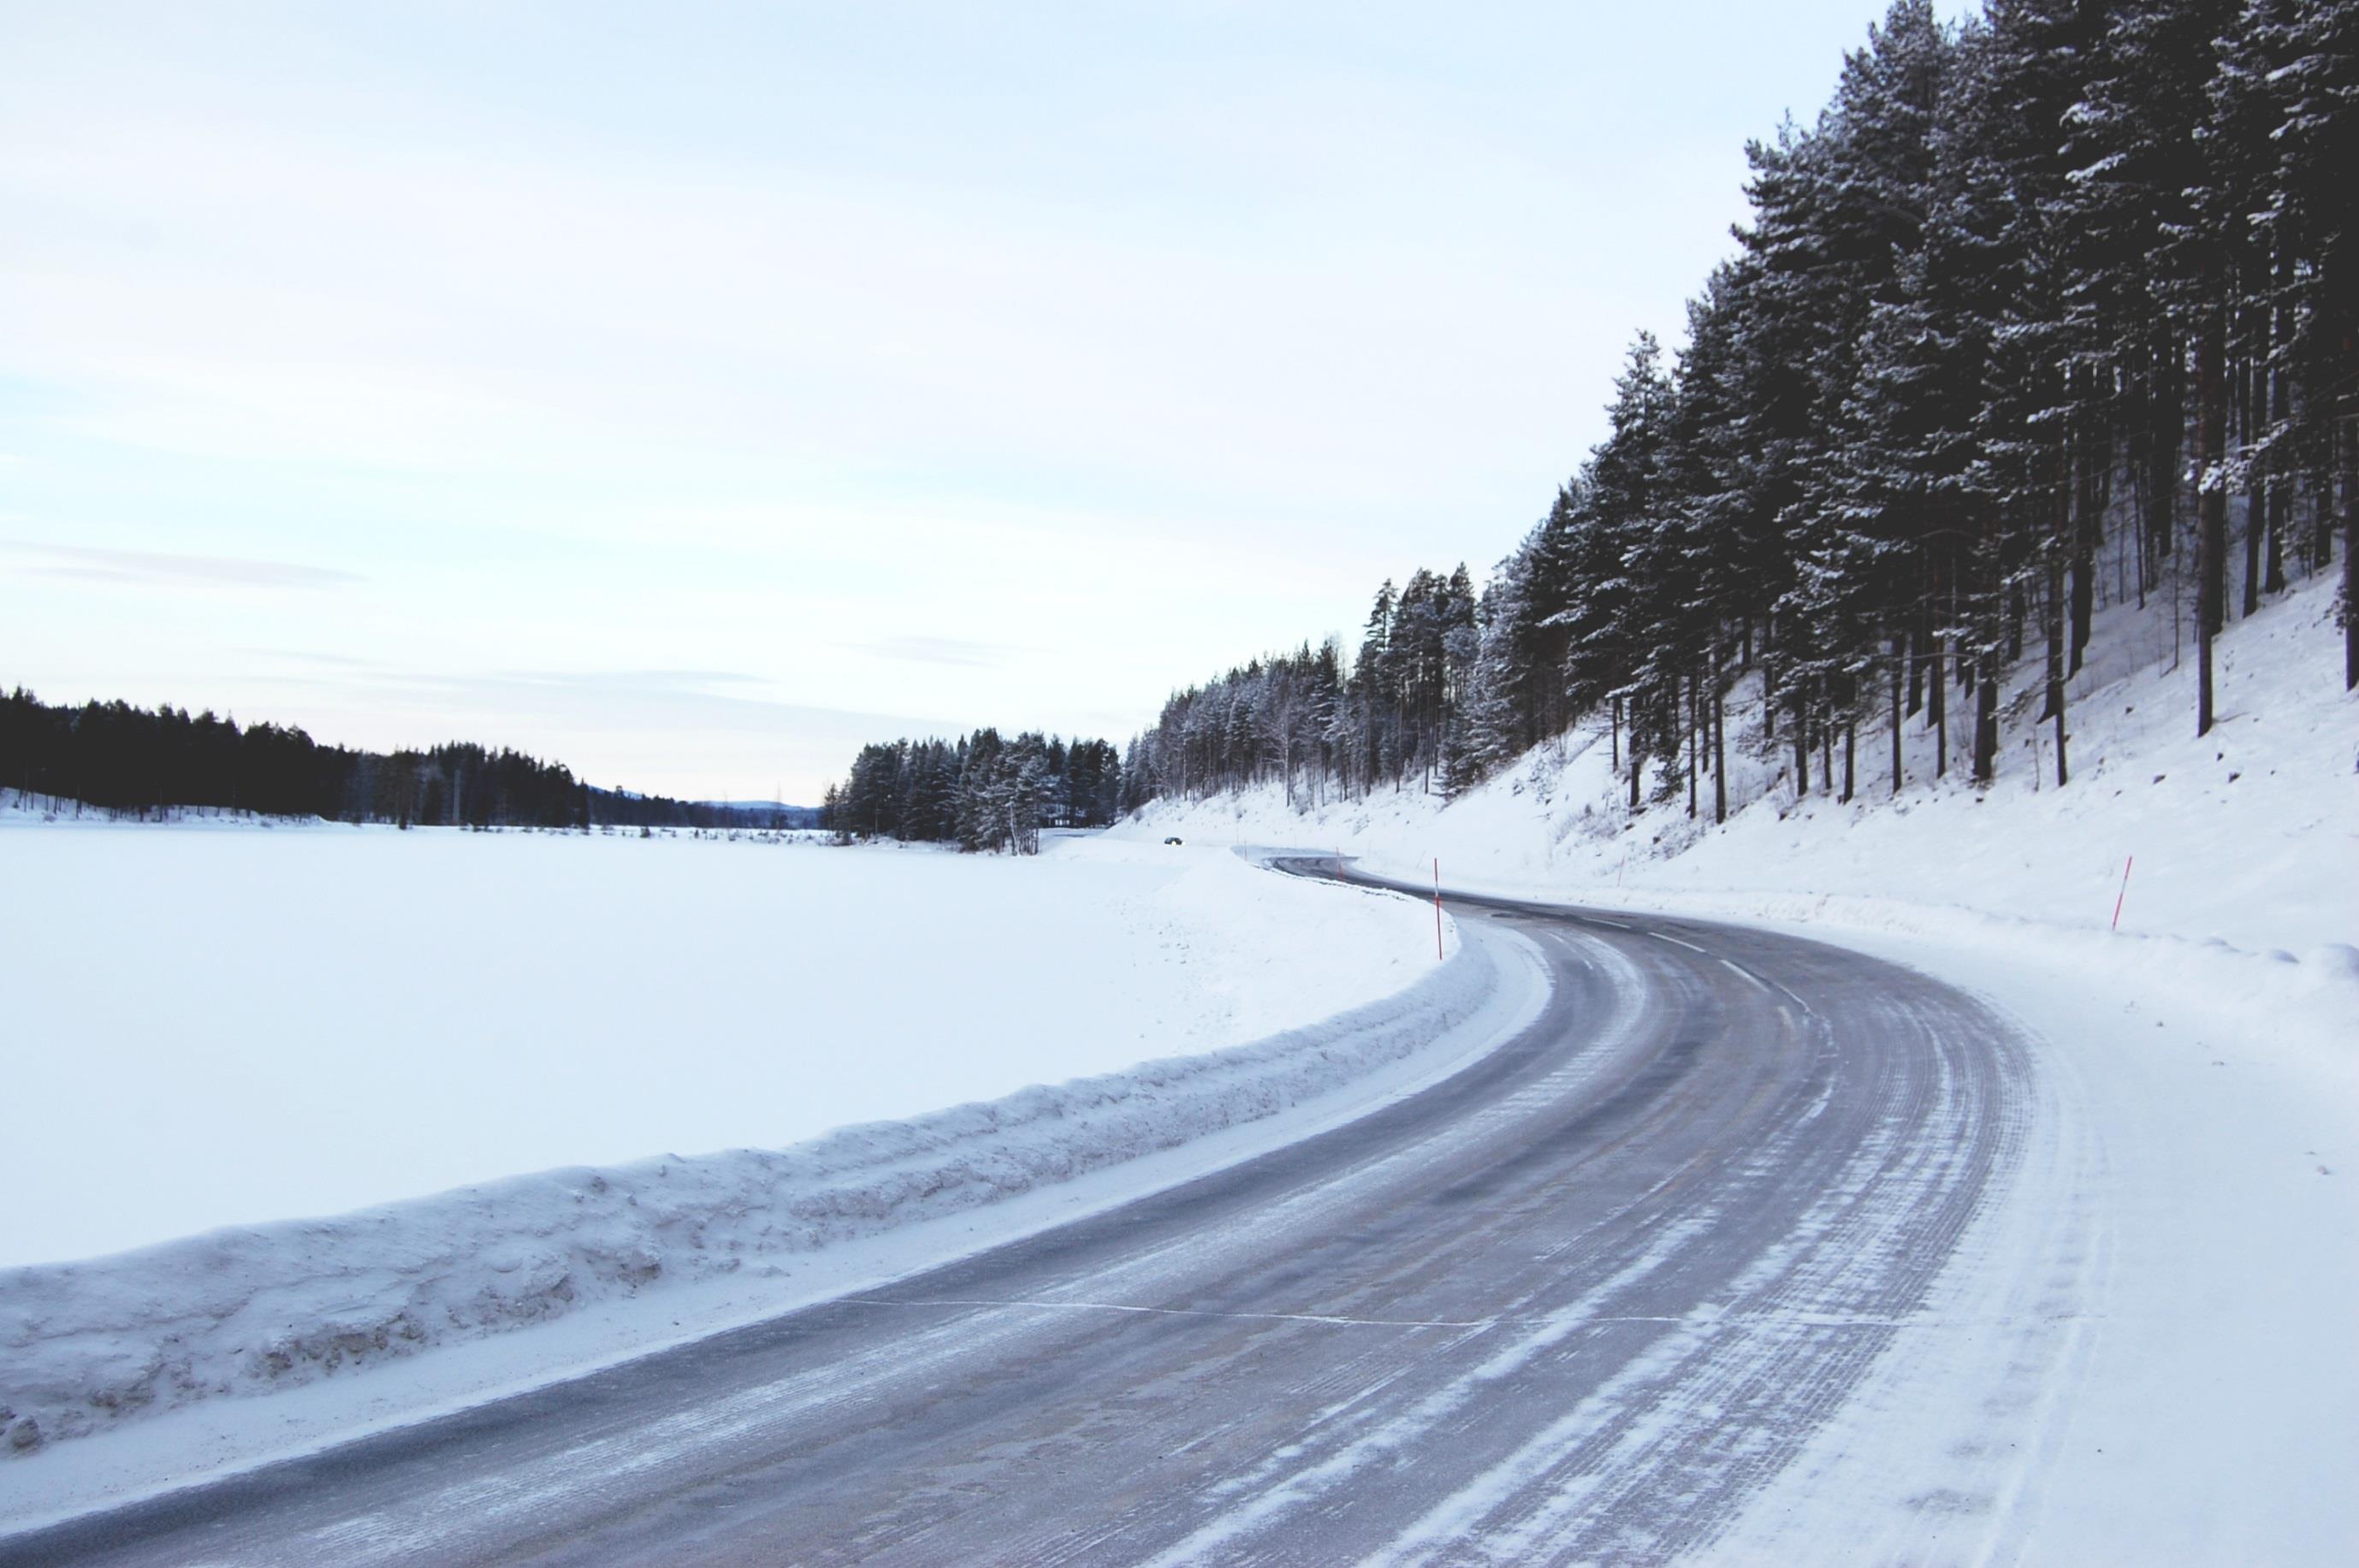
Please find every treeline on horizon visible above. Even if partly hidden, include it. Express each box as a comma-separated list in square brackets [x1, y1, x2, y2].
[0, 689, 805, 831]
[827, 732, 1123, 854]
[1129, 0, 2355, 820]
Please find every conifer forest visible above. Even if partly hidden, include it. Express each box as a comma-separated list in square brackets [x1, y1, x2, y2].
[1121, 0, 2356, 821]
[0, 689, 760, 831]
[826, 732, 1125, 854]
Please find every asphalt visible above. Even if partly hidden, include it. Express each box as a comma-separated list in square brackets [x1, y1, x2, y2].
[2, 861, 2036, 1565]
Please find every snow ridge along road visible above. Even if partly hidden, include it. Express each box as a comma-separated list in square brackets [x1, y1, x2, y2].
[0, 852, 1503, 1464]
[2, 860, 2060, 1565]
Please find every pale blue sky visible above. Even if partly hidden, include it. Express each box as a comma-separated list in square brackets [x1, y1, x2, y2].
[4, 2, 1939, 801]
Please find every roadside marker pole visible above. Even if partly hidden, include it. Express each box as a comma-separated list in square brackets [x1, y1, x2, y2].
[2112, 855, 2134, 932]
[1434, 857, 1444, 960]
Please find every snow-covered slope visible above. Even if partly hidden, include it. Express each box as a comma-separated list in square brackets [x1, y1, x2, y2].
[1118, 572, 2356, 1027]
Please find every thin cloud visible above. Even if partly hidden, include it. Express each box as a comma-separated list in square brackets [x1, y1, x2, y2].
[2, 540, 364, 590]
[862, 636, 1026, 669]
[509, 669, 769, 691]
[232, 648, 375, 668]
[383, 669, 956, 739]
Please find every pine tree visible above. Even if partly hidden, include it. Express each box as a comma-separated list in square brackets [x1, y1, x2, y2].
[2241, 0, 2357, 683]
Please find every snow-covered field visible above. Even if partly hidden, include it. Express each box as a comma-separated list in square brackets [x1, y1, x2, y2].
[0, 826, 1447, 1269]
[1123, 574, 2359, 1559]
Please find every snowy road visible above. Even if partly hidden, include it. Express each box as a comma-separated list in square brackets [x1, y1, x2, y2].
[3, 864, 2046, 1565]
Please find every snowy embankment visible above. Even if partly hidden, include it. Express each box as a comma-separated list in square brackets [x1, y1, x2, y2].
[0, 827, 1536, 1483]
[1120, 575, 2358, 1559]
[1120, 574, 2356, 1054]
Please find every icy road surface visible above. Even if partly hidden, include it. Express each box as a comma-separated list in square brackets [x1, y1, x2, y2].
[3, 862, 2060, 1565]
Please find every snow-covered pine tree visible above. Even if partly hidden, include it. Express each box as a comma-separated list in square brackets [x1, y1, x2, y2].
[2231, 0, 2357, 684]
[2058, 0, 2233, 624]
[1968, 0, 2107, 787]
[1574, 333, 1680, 807]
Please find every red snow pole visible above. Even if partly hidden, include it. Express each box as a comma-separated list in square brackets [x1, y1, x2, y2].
[2112, 855, 2134, 932]
[1434, 857, 1444, 960]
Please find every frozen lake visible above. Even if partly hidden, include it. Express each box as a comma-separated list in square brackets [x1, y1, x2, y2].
[0, 823, 1437, 1265]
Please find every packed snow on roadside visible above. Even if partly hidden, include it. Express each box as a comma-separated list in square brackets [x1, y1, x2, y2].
[1122, 573, 2359, 1560]
[0, 822, 1520, 1482]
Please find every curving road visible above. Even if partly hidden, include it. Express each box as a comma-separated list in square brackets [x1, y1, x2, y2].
[3, 861, 2039, 1565]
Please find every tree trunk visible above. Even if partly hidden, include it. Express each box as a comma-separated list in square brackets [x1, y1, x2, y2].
[2071, 441, 2098, 676]
[2316, 474, 2337, 577]
[2045, 524, 2068, 789]
[1793, 705, 1809, 797]
[2240, 314, 2265, 619]
[2042, 522, 2066, 723]
[1890, 638, 1905, 796]
[1906, 611, 1925, 717]
[2242, 483, 2264, 619]
[1686, 672, 1698, 820]
[2265, 475, 2287, 596]
[2053, 677, 2069, 790]
[2262, 243, 2294, 601]
[1971, 660, 1999, 788]
[2264, 471, 2283, 594]
[2149, 324, 2179, 573]
[1930, 634, 1947, 778]
[1712, 648, 1728, 825]
[2196, 281, 2228, 736]
[1841, 720, 1855, 805]
[2344, 411, 2357, 691]
[2131, 464, 2149, 610]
